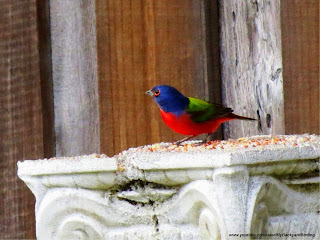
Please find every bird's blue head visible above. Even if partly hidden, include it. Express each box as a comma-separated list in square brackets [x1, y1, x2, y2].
[145, 85, 189, 116]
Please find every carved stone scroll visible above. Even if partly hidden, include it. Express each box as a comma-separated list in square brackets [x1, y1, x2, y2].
[18, 135, 320, 239]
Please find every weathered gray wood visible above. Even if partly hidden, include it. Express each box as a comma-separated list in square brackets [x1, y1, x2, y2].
[219, 0, 285, 139]
[50, 0, 100, 156]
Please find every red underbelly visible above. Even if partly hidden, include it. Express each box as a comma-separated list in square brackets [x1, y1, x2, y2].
[160, 110, 230, 136]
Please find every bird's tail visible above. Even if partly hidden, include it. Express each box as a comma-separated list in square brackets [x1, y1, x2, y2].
[228, 113, 256, 121]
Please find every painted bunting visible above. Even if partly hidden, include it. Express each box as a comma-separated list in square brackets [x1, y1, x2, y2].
[145, 85, 256, 144]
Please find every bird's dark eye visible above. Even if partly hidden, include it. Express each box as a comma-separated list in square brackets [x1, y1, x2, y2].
[154, 89, 161, 96]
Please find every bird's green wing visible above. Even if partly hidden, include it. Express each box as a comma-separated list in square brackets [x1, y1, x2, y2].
[186, 97, 233, 123]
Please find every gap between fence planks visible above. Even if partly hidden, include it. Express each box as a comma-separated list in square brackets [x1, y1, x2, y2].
[37, 0, 55, 158]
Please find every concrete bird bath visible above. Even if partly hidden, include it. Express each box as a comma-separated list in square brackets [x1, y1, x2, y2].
[18, 135, 320, 239]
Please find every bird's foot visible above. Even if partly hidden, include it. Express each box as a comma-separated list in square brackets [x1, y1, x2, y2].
[201, 133, 211, 144]
[174, 135, 195, 146]
[196, 136, 210, 145]
[174, 134, 213, 146]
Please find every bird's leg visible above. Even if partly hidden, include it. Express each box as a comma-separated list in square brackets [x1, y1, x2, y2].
[202, 133, 211, 143]
[174, 135, 195, 145]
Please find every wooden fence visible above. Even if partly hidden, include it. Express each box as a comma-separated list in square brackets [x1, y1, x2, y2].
[0, 0, 319, 238]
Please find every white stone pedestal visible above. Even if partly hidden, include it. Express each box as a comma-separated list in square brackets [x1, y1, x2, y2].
[18, 135, 320, 239]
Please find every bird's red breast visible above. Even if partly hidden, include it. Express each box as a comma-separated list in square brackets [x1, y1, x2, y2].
[160, 109, 232, 136]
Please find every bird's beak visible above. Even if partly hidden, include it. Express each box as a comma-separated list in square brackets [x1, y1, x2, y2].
[145, 90, 153, 97]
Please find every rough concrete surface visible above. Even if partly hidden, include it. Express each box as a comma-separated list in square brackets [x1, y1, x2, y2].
[18, 135, 320, 239]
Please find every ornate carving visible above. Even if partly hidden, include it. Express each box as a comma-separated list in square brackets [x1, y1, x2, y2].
[17, 136, 320, 239]
[168, 166, 319, 239]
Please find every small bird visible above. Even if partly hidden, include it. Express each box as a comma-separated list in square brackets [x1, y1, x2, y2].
[145, 85, 256, 144]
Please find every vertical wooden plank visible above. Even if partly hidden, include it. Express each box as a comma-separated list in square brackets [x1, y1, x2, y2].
[0, 0, 42, 238]
[219, 0, 285, 139]
[50, 0, 100, 156]
[151, 0, 210, 143]
[281, 0, 319, 134]
[96, 0, 215, 155]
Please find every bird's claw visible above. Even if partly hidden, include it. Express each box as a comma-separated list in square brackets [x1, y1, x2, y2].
[174, 135, 195, 146]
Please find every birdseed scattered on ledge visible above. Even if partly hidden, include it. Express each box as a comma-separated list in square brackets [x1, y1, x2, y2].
[48, 153, 108, 161]
[119, 134, 320, 155]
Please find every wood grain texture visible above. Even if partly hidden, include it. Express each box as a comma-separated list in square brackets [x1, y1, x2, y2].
[96, 0, 221, 155]
[0, 0, 42, 238]
[205, 0, 223, 140]
[50, 0, 100, 156]
[37, 0, 55, 157]
[281, 0, 319, 134]
[219, 0, 285, 139]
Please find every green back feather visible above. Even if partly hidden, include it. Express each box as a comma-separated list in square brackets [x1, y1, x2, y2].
[186, 97, 233, 123]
